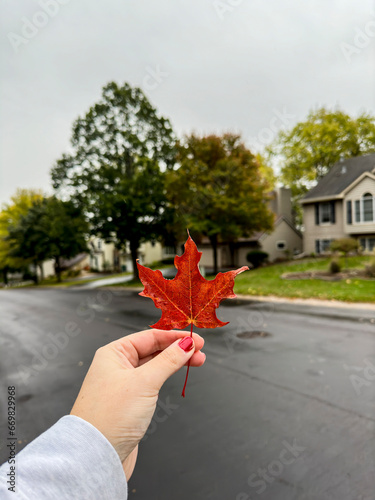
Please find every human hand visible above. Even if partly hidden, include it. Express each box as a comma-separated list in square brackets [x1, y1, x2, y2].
[70, 329, 205, 480]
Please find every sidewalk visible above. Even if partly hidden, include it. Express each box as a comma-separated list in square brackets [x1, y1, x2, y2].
[238, 294, 375, 311]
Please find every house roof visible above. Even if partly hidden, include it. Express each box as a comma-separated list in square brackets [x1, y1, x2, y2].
[301, 153, 375, 204]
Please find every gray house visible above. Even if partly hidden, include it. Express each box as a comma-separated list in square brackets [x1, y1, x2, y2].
[301, 153, 375, 254]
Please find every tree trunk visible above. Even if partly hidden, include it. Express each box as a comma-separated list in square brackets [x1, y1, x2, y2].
[130, 240, 139, 281]
[34, 261, 39, 285]
[209, 234, 218, 275]
[2, 267, 8, 285]
[55, 258, 62, 283]
[229, 241, 236, 267]
[38, 263, 44, 282]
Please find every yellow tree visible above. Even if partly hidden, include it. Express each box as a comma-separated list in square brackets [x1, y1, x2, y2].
[0, 189, 43, 284]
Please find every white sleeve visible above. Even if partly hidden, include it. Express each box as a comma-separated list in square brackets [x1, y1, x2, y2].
[0, 415, 128, 499]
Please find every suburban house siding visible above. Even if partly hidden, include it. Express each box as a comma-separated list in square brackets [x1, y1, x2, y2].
[302, 153, 375, 254]
[344, 176, 375, 235]
[261, 219, 303, 261]
[303, 201, 346, 253]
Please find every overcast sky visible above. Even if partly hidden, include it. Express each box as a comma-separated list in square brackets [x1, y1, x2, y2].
[1, 0, 374, 206]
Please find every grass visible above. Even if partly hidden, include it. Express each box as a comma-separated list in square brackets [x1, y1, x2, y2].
[234, 256, 375, 302]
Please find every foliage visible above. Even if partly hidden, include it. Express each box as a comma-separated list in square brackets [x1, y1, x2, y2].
[330, 238, 359, 255]
[166, 134, 274, 273]
[137, 234, 248, 397]
[246, 250, 269, 268]
[8, 197, 88, 282]
[51, 81, 176, 280]
[365, 256, 375, 278]
[268, 107, 375, 222]
[255, 153, 276, 189]
[0, 189, 43, 283]
[329, 259, 341, 274]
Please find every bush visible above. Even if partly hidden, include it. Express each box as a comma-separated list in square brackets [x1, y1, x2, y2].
[330, 238, 359, 255]
[329, 259, 341, 274]
[65, 269, 81, 278]
[365, 258, 375, 278]
[161, 257, 175, 265]
[246, 250, 269, 269]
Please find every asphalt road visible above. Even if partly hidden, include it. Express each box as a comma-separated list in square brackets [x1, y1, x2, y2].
[0, 288, 375, 499]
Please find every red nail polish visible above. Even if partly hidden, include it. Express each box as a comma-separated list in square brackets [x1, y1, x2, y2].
[178, 337, 194, 352]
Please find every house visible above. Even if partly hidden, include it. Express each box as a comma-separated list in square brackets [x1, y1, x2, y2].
[38, 238, 171, 278]
[301, 153, 375, 254]
[197, 187, 303, 268]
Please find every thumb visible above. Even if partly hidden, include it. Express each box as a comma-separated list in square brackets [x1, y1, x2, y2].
[140, 336, 195, 391]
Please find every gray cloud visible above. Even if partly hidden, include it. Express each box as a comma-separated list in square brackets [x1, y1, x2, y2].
[1, 0, 374, 205]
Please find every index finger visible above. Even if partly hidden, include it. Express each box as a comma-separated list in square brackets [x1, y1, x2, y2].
[115, 328, 204, 359]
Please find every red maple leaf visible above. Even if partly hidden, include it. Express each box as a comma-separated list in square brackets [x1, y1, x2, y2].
[137, 234, 248, 396]
[137, 234, 248, 329]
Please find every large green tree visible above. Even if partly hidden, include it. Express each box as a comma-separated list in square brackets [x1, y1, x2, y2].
[51, 81, 176, 280]
[268, 107, 375, 221]
[166, 134, 274, 274]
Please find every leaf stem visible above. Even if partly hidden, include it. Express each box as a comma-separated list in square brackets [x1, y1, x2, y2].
[181, 323, 193, 398]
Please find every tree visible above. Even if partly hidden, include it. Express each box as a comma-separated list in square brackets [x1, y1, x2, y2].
[43, 197, 88, 281]
[8, 197, 88, 283]
[0, 189, 43, 284]
[7, 200, 49, 283]
[51, 81, 176, 280]
[166, 134, 274, 274]
[268, 108, 375, 221]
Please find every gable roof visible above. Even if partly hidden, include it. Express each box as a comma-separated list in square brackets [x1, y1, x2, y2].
[301, 153, 375, 204]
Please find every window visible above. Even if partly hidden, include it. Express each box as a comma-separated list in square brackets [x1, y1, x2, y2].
[361, 237, 375, 251]
[352, 193, 375, 223]
[363, 193, 374, 222]
[320, 203, 331, 223]
[164, 246, 175, 256]
[315, 239, 333, 254]
[97, 239, 102, 250]
[346, 200, 352, 224]
[276, 241, 286, 250]
[315, 201, 335, 225]
[355, 200, 361, 223]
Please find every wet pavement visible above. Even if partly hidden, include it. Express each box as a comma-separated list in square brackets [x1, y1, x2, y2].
[0, 288, 374, 499]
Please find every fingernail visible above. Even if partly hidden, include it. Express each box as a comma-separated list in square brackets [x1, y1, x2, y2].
[178, 337, 194, 352]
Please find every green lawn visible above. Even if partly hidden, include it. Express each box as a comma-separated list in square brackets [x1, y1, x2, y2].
[234, 256, 375, 302]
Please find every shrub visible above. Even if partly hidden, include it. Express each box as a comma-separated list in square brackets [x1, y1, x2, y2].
[246, 250, 269, 269]
[161, 257, 175, 265]
[330, 238, 359, 269]
[65, 269, 81, 278]
[329, 259, 341, 274]
[330, 238, 359, 255]
[365, 258, 375, 278]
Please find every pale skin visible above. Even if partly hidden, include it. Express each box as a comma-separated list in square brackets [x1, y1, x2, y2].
[70, 329, 206, 480]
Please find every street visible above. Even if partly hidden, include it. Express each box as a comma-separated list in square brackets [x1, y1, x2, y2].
[0, 288, 375, 499]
